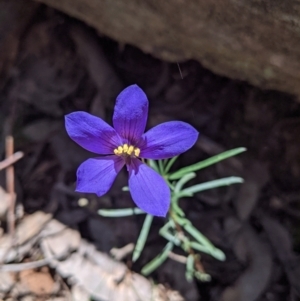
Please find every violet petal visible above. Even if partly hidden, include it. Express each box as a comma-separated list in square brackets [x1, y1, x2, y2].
[128, 158, 170, 217]
[65, 112, 122, 154]
[138, 121, 199, 159]
[76, 156, 124, 196]
[113, 85, 148, 144]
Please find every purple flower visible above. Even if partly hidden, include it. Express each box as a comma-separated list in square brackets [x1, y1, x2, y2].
[65, 85, 198, 217]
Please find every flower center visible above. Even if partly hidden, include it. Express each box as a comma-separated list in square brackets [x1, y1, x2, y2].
[113, 143, 140, 157]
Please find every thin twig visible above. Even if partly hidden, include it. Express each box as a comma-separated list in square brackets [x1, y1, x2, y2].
[0, 151, 24, 171]
[110, 243, 135, 261]
[6, 136, 16, 236]
[0, 258, 50, 272]
[168, 251, 187, 264]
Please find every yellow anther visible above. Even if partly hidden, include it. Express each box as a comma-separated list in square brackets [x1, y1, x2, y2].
[114, 144, 140, 157]
[134, 148, 140, 157]
[123, 144, 129, 152]
[127, 145, 134, 155]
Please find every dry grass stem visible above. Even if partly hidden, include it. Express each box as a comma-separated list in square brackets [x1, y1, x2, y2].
[5, 136, 16, 236]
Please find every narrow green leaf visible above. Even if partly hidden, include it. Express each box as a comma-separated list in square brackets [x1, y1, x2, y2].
[184, 223, 214, 248]
[147, 159, 159, 172]
[98, 208, 146, 217]
[169, 147, 246, 180]
[158, 159, 165, 175]
[171, 213, 191, 227]
[160, 230, 181, 245]
[190, 241, 225, 261]
[185, 254, 195, 282]
[164, 156, 178, 174]
[186, 254, 194, 271]
[171, 200, 185, 217]
[166, 180, 176, 191]
[132, 214, 153, 262]
[194, 271, 211, 282]
[178, 177, 244, 197]
[141, 242, 173, 276]
[184, 223, 226, 261]
[159, 220, 180, 245]
[174, 172, 196, 194]
[189, 241, 212, 254]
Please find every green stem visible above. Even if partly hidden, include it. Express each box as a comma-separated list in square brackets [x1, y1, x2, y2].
[132, 214, 153, 262]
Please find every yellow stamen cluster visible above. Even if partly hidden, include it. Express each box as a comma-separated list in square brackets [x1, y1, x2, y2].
[114, 143, 140, 157]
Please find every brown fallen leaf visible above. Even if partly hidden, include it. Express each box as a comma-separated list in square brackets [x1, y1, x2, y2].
[19, 267, 56, 295]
